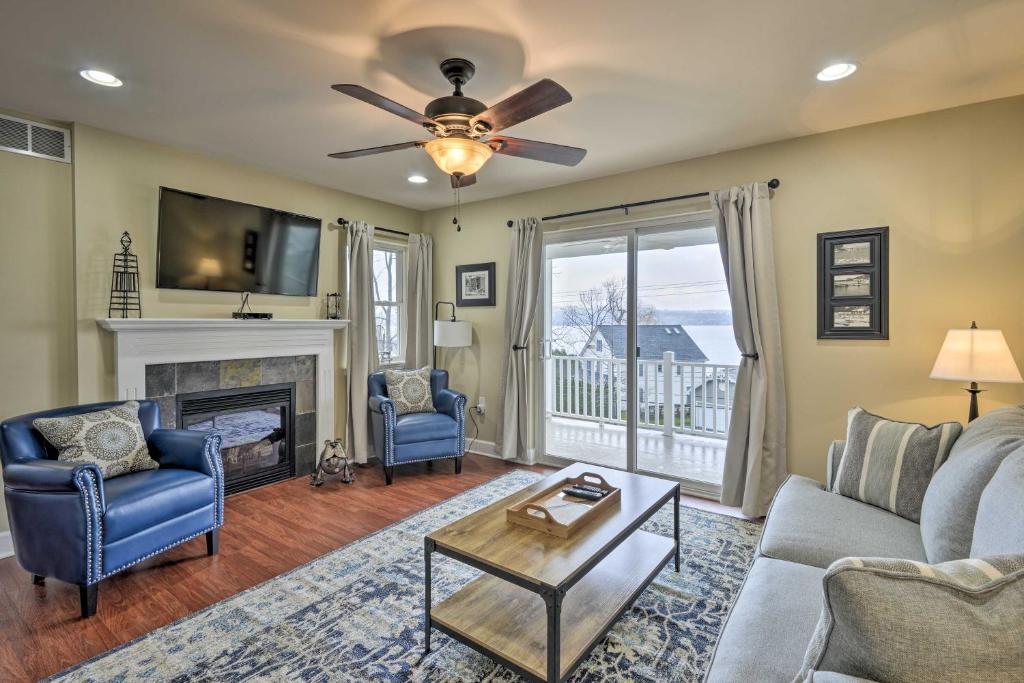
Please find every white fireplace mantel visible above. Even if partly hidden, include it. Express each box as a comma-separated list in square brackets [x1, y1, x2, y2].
[98, 318, 349, 446]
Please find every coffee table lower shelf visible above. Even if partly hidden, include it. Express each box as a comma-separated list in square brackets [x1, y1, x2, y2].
[430, 530, 675, 681]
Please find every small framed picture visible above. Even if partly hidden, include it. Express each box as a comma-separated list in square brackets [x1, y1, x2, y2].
[817, 227, 888, 340]
[833, 305, 872, 328]
[832, 241, 872, 266]
[456, 262, 496, 307]
[832, 272, 872, 298]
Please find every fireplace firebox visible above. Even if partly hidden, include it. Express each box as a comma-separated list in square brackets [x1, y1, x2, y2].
[177, 383, 296, 495]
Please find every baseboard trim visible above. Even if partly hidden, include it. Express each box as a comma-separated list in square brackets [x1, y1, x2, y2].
[0, 531, 13, 560]
[466, 440, 533, 465]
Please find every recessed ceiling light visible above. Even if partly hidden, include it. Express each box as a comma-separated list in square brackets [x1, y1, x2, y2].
[79, 69, 123, 87]
[407, 174, 428, 184]
[816, 63, 857, 82]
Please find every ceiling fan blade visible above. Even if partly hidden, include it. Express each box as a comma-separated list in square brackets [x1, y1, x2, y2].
[451, 173, 477, 189]
[488, 136, 587, 166]
[328, 141, 426, 159]
[470, 79, 572, 134]
[331, 84, 440, 131]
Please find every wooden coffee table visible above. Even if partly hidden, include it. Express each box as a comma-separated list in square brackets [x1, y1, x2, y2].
[424, 463, 680, 683]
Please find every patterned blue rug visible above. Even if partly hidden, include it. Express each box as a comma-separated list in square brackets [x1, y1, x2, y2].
[50, 470, 761, 682]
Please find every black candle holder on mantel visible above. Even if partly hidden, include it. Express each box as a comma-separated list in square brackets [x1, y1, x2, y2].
[108, 231, 142, 318]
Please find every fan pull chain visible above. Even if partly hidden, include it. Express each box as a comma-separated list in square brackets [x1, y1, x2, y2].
[452, 182, 462, 232]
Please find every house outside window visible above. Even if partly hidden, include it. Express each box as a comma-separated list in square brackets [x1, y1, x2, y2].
[372, 245, 405, 365]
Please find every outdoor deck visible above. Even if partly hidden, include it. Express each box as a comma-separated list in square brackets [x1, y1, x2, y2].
[544, 416, 726, 487]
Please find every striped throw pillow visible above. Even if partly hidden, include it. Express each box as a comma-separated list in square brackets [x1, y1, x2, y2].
[831, 408, 961, 522]
[796, 555, 1024, 683]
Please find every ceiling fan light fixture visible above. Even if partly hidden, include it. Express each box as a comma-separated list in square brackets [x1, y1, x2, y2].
[423, 137, 493, 177]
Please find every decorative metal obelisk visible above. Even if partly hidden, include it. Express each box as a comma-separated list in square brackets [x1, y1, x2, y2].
[108, 231, 142, 318]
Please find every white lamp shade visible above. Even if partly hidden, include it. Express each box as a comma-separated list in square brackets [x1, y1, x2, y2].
[930, 327, 1023, 383]
[434, 320, 472, 348]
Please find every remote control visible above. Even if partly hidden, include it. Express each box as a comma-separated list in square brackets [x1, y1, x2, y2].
[562, 487, 605, 501]
[575, 484, 606, 495]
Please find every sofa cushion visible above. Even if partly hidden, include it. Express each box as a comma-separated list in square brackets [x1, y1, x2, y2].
[103, 468, 215, 543]
[796, 555, 1024, 683]
[383, 367, 436, 416]
[971, 447, 1024, 557]
[706, 557, 824, 683]
[393, 412, 458, 444]
[920, 405, 1024, 563]
[759, 476, 927, 569]
[32, 401, 159, 479]
[831, 407, 960, 523]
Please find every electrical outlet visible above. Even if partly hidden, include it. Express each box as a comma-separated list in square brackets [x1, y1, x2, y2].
[474, 396, 486, 416]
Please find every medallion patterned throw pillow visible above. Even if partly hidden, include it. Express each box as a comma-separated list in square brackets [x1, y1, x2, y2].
[383, 367, 436, 416]
[795, 555, 1024, 683]
[831, 407, 961, 522]
[33, 401, 159, 479]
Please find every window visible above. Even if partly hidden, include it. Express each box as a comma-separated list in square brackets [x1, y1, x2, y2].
[595, 339, 603, 353]
[372, 246, 404, 364]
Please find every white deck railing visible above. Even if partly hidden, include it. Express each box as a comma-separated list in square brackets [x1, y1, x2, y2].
[547, 352, 737, 439]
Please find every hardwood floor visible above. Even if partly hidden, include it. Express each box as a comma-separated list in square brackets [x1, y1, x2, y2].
[0, 455, 543, 682]
[0, 454, 740, 681]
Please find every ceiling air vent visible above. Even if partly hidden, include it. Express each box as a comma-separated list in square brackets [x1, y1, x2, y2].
[0, 114, 71, 163]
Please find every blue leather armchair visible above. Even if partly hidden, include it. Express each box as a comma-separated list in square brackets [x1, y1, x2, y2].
[368, 369, 467, 485]
[0, 400, 224, 618]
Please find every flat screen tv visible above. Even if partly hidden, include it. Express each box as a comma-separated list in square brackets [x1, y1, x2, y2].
[156, 187, 321, 296]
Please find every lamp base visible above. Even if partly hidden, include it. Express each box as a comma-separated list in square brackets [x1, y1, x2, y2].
[964, 381, 983, 422]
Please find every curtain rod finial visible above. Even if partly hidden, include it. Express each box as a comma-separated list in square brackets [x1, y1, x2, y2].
[506, 220, 514, 228]
[767, 178, 780, 189]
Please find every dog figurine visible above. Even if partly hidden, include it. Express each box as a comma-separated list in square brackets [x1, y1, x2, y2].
[310, 439, 354, 486]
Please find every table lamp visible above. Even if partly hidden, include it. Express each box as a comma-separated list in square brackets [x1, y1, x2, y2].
[930, 321, 1022, 422]
[433, 301, 472, 369]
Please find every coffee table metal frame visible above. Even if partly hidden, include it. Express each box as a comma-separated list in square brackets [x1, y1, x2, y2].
[424, 483, 680, 683]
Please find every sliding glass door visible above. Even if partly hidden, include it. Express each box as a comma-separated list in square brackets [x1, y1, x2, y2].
[536, 215, 736, 495]
[540, 231, 630, 470]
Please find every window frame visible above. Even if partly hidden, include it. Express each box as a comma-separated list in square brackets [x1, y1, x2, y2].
[371, 242, 407, 367]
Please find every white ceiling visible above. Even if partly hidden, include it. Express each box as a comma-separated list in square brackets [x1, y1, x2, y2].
[2, 0, 1023, 210]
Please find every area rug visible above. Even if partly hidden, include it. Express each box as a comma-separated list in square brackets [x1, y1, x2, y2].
[50, 470, 762, 682]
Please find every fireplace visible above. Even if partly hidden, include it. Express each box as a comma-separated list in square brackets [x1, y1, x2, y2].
[177, 383, 296, 495]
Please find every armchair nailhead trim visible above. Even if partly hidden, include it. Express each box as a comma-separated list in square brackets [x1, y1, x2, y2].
[74, 469, 102, 585]
[100, 525, 220, 579]
[455, 394, 467, 456]
[202, 433, 225, 527]
[381, 399, 397, 467]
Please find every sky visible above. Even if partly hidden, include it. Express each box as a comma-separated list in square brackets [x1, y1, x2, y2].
[549, 242, 731, 313]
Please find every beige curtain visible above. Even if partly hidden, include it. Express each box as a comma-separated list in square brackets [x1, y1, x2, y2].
[711, 183, 787, 517]
[345, 221, 379, 464]
[403, 233, 433, 368]
[496, 217, 542, 461]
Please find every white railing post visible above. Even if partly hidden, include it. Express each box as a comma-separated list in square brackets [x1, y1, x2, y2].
[662, 351, 674, 436]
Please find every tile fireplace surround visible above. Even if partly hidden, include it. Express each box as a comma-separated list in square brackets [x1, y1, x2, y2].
[145, 356, 318, 475]
[97, 319, 349, 472]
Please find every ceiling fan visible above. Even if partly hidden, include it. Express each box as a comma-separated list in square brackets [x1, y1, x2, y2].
[328, 58, 586, 188]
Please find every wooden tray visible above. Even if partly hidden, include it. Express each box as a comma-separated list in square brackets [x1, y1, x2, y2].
[506, 472, 621, 538]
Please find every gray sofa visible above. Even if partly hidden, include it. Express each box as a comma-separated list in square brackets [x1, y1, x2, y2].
[706, 406, 1024, 682]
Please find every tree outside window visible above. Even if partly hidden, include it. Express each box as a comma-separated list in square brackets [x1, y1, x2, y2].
[372, 246, 404, 364]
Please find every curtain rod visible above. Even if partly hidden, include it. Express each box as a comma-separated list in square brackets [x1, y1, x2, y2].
[335, 218, 409, 238]
[505, 178, 780, 227]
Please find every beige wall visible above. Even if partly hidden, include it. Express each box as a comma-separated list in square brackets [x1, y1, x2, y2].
[422, 95, 1024, 480]
[71, 124, 420, 423]
[0, 113, 77, 532]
